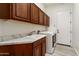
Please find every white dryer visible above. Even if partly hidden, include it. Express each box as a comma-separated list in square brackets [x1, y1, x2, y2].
[40, 31, 57, 54]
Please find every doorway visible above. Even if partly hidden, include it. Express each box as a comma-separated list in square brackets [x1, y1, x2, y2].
[56, 10, 72, 45]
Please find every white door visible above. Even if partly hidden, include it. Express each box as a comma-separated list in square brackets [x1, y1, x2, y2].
[56, 11, 72, 45]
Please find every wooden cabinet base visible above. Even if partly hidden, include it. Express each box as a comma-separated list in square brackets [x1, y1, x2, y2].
[0, 37, 46, 56]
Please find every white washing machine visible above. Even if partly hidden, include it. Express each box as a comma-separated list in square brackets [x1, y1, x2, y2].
[40, 31, 57, 54]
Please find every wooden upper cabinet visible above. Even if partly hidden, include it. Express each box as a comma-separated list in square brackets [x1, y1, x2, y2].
[39, 9, 44, 25]
[44, 14, 49, 26]
[31, 3, 39, 24]
[0, 3, 49, 26]
[46, 15, 49, 26]
[0, 3, 10, 19]
[12, 3, 31, 22]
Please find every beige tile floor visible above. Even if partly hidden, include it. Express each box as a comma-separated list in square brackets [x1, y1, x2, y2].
[46, 44, 77, 56]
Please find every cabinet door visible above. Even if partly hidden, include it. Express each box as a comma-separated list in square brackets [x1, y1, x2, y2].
[12, 44, 33, 56]
[31, 3, 39, 24]
[33, 45, 42, 56]
[13, 3, 30, 22]
[42, 38, 46, 56]
[0, 4, 10, 19]
[0, 46, 10, 56]
[44, 15, 49, 26]
[23, 44, 33, 56]
[13, 44, 25, 56]
[39, 10, 44, 25]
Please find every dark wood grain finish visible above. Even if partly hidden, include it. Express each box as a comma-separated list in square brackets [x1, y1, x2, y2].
[42, 38, 46, 56]
[0, 4, 10, 19]
[0, 37, 46, 56]
[0, 45, 10, 56]
[39, 9, 44, 25]
[33, 44, 42, 56]
[12, 44, 33, 56]
[0, 3, 49, 26]
[12, 3, 31, 22]
[46, 15, 49, 26]
[31, 3, 39, 24]
[33, 39, 42, 47]
[44, 14, 49, 26]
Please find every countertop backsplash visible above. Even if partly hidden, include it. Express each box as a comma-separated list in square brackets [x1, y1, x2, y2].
[0, 31, 36, 42]
[0, 19, 48, 42]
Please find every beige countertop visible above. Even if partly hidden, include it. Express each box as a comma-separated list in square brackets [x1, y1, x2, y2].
[0, 34, 46, 46]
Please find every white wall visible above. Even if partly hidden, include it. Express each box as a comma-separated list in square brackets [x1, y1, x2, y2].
[0, 20, 46, 36]
[44, 4, 72, 32]
[0, 20, 4, 36]
[72, 4, 79, 55]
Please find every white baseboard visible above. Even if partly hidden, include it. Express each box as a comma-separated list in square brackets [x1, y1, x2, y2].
[72, 47, 79, 56]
